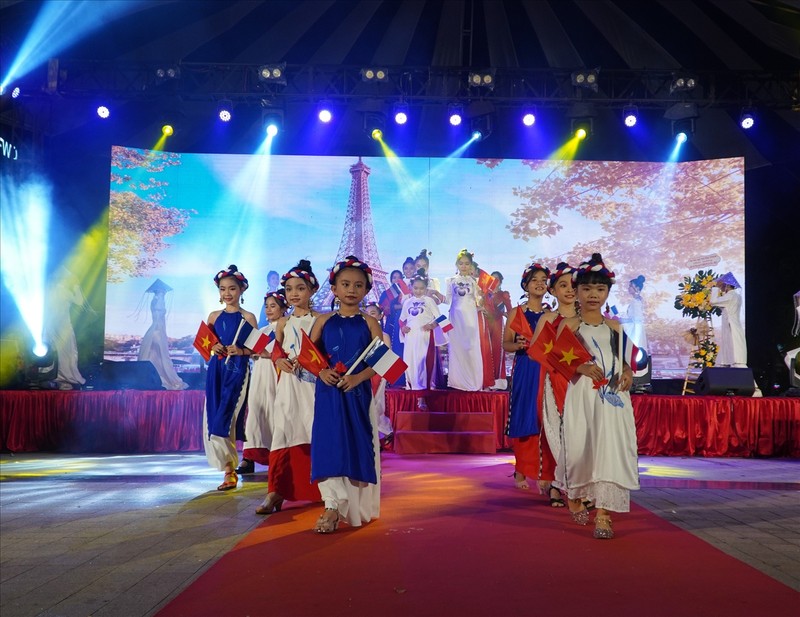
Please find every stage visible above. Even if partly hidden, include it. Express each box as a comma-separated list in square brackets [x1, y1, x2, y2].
[1, 389, 798, 458]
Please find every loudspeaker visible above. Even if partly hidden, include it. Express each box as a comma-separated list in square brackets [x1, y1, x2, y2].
[96, 360, 162, 390]
[695, 367, 755, 396]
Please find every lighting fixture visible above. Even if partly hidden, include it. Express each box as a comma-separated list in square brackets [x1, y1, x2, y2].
[623, 105, 638, 127]
[571, 68, 600, 92]
[258, 63, 287, 85]
[670, 74, 697, 94]
[393, 102, 409, 125]
[448, 103, 463, 126]
[467, 70, 496, 90]
[361, 67, 388, 82]
[739, 108, 755, 130]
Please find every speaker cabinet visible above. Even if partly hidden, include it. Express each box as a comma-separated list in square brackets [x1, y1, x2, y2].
[695, 367, 755, 396]
[97, 360, 162, 390]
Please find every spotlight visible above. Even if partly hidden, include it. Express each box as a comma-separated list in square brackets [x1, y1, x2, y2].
[448, 104, 463, 126]
[676, 131, 688, 144]
[471, 129, 483, 140]
[262, 110, 283, 137]
[32, 342, 49, 358]
[258, 63, 287, 85]
[739, 108, 755, 129]
[393, 102, 409, 125]
[266, 123, 278, 137]
[623, 105, 638, 127]
[467, 70, 496, 90]
[96, 105, 110, 119]
[363, 110, 386, 139]
[360, 67, 388, 82]
[11, 85, 21, 99]
[217, 100, 233, 122]
[571, 68, 599, 92]
[670, 74, 697, 94]
[671, 117, 695, 142]
[571, 118, 593, 139]
[522, 109, 536, 127]
[470, 113, 493, 141]
[161, 124, 174, 136]
[576, 127, 587, 140]
[317, 101, 333, 123]
[155, 66, 180, 83]
[371, 128, 383, 141]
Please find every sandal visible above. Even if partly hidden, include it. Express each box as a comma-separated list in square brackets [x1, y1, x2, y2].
[513, 471, 530, 490]
[583, 500, 596, 511]
[594, 514, 614, 539]
[314, 508, 340, 534]
[255, 492, 284, 515]
[567, 498, 589, 525]
[548, 486, 566, 508]
[217, 470, 238, 491]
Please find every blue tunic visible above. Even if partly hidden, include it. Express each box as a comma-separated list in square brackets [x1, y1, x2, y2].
[506, 308, 544, 438]
[311, 313, 377, 484]
[205, 310, 249, 438]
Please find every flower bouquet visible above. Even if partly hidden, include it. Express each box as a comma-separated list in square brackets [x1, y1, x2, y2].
[690, 338, 719, 368]
[674, 270, 723, 319]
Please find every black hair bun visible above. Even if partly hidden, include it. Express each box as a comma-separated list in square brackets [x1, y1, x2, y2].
[591, 253, 603, 263]
[345, 255, 360, 261]
[416, 268, 426, 276]
[297, 259, 312, 272]
[228, 264, 238, 272]
[556, 261, 569, 270]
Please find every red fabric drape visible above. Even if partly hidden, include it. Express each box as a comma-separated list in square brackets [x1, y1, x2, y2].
[1, 390, 798, 457]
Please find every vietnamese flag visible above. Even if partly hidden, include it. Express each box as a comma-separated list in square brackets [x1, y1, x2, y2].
[509, 306, 534, 341]
[549, 326, 593, 381]
[527, 320, 558, 365]
[297, 330, 329, 377]
[270, 337, 289, 381]
[193, 321, 219, 362]
[477, 269, 500, 295]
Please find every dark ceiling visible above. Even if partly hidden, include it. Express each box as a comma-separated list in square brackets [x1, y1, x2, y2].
[1, 0, 798, 162]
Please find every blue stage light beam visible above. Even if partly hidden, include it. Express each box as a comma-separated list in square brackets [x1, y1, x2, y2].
[669, 132, 687, 161]
[0, 176, 52, 351]
[1, 1, 145, 94]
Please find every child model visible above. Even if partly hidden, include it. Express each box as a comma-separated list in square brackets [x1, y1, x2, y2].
[401, 271, 443, 395]
[256, 261, 322, 515]
[446, 249, 484, 391]
[532, 262, 579, 507]
[310, 256, 384, 533]
[556, 253, 638, 540]
[503, 263, 549, 492]
[204, 265, 258, 491]
[240, 291, 287, 474]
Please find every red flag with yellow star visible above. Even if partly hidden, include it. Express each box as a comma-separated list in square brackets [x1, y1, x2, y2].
[193, 321, 220, 362]
[509, 306, 534, 341]
[527, 320, 558, 365]
[548, 325, 593, 381]
[297, 330, 329, 377]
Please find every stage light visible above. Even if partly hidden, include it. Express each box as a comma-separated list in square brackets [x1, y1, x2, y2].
[258, 63, 287, 84]
[623, 105, 638, 127]
[11, 86, 21, 99]
[317, 101, 333, 123]
[522, 110, 536, 127]
[739, 108, 755, 129]
[467, 70, 496, 89]
[363, 110, 386, 139]
[670, 74, 697, 94]
[393, 102, 409, 125]
[32, 342, 49, 358]
[217, 100, 233, 122]
[469, 112, 493, 142]
[448, 104, 463, 126]
[262, 108, 284, 136]
[266, 123, 278, 137]
[676, 131, 687, 144]
[571, 68, 599, 92]
[161, 124, 173, 136]
[371, 128, 383, 141]
[471, 129, 483, 140]
[570, 115, 594, 140]
[155, 66, 180, 83]
[576, 127, 587, 140]
[361, 67, 388, 82]
[96, 105, 110, 119]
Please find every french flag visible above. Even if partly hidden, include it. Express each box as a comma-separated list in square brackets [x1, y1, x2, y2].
[435, 314, 454, 333]
[387, 280, 410, 301]
[240, 324, 272, 354]
[364, 339, 408, 385]
[618, 328, 647, 372]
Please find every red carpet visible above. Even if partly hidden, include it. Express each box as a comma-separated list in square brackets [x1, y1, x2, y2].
[158, 454, 797, 617]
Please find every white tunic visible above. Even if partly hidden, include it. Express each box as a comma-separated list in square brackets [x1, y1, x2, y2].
[399, 295, 442, 390]
[445, 275, 484, 391]
[555, 322, 639, 512]
[270, 313, 317, 450]
[623, 296, 648, 353]
[244, 322, 278, 450]
[709, 287, 747, 367]
[137, 292, 188, 390]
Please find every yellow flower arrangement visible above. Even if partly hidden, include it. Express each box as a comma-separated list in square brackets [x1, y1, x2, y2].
[674, 270, 723, 319]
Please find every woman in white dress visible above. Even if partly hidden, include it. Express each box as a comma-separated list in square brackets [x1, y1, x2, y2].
[446, 249, 484, 391]
[47, 267, 92, 390]
[255, 261, 322, 515]
[400, 273, 444, 393]
[553, 254, 638, 540]
[137, 279, 188, 390]
[621, 275, 648, 354]
[709, 272, 747, 367]
[239, 291, 287, 474]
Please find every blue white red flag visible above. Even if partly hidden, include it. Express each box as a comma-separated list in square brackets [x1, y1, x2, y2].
[363, 339, 407, 385]
[435, 314, 454, 333]
[618, 328, 645, 371]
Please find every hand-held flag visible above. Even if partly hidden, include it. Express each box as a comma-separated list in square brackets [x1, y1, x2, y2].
[509, 307, 534, 341]
[297, 330, 329, 376]
[617, 327, 644, 372]
[362, 338, 407, 385]
[242, 327, 272, 354]
[435, 314, 454, 333]
[193, 321, 219, 362]
[527, 320, 558, 365]
[550, 326, 593, 381]
[477, 269, 500, 295]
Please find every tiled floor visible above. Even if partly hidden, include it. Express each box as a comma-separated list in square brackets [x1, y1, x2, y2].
[1, 453, 798, 617]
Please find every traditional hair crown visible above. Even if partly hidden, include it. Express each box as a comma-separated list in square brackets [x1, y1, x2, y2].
[329, 255, 373, 290]
[281, 259, 319, 290]
[521, 262, 551, 291]
[214, 264, 249, 290]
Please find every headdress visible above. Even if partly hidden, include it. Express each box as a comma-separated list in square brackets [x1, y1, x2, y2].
[520, 262, 551, 291]
[576, 253, 616, 284]
[281, 260, 318, 290]
[264, 290, 287, 307]
[411, 268, 428, 285]
[214, 265, 249, 290]
[629, 275, 646, 290]
[329, 256, 373, 290]
[715, 272, 740, 289]
[548, 262, 576, 290]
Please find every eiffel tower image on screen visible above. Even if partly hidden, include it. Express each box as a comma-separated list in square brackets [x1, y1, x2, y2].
[314, 157, 389, 309]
